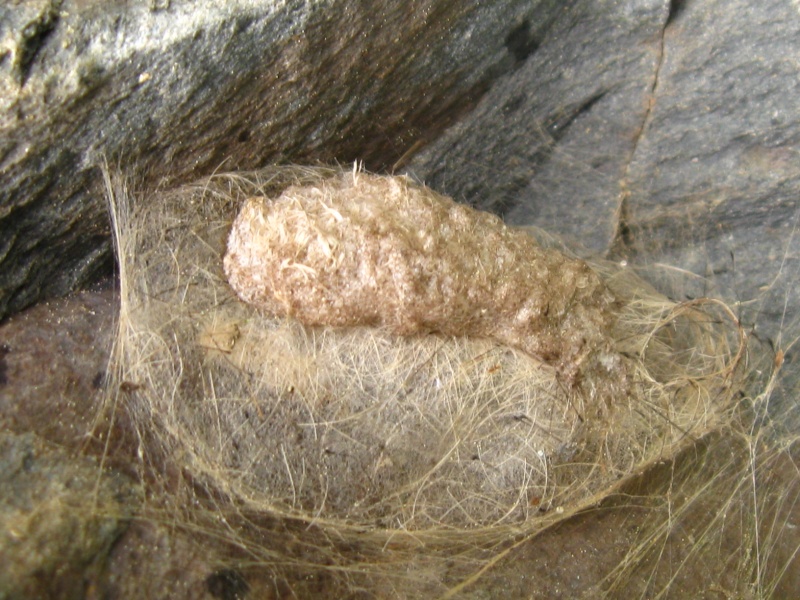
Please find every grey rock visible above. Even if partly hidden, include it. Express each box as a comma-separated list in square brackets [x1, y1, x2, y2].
[0, 0, 539, 320]
[0, 284, 120, 454]
[99, 519, 237, 600]
[406, 0, 800, 400]
[0, 286, 143, 598]
[407, 0, 669, 252]
[623, 0, 800, 412]
[621, 0, 800, 347]
[0, 430, 138, 599]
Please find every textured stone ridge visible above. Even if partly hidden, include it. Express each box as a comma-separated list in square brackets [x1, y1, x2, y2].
[224, 170, 620, 385]
[0, 0, 539, 320]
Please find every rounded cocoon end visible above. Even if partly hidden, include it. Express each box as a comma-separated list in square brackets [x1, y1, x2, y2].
[223, 171, 621, 391]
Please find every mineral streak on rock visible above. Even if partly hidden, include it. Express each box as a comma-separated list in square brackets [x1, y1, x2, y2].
[223, 170, 620, 387]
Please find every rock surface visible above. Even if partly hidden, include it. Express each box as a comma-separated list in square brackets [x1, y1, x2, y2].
[406, 0, 800, 377]
[0, 283, 118, 451]
[0, 0, 539, 320]
[408, 0, 668, 251]
[0, 430, 137, 599]
[0, 285, 142, 597]
[620, 0, 800, 353]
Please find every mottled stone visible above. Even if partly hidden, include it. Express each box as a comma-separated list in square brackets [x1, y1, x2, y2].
[0, 431, 137, 599]
[0, 285, 118, 452]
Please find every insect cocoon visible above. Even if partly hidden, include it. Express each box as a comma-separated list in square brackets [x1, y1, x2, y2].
[223, 170, 624, 395]
[108, 165, 757, 592]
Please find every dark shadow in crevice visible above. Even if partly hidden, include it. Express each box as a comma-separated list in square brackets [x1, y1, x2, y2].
[17, 8, 60, 86]
[489, 90, 609, 218]
[665, 0, 688, 28]
[544, 90, 608, 144]
[505, 19, 541, 64]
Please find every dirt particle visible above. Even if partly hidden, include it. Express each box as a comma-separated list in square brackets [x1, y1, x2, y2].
[91, 370, 106, 389]
[206, 569, 249, 600]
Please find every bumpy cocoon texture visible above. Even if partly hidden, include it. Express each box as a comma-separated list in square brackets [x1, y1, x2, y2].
[223, 172, 621, 391]
[109, 166, 758, 593]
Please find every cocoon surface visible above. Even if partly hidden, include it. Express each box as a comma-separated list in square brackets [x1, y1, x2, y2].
[223, 171, 621, 393]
